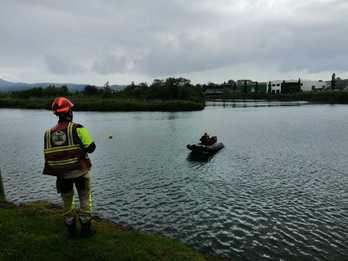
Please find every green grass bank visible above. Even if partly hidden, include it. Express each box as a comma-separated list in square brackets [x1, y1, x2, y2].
[0, 201, 222, 261]
[0, 97, 205, 112]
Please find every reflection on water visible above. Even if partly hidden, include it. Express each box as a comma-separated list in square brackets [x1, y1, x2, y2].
[0, 106, 348, 261]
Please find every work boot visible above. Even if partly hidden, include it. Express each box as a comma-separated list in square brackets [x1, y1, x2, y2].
[64, 217, 77, 238]
[80, 219, 96, 238]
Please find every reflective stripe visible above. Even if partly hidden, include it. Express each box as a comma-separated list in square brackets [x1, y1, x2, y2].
[88, 192, 92, 213]
[48, 161, 79, 167]
[48, 162, 79, 167]
[45, 129, 52, 149]
[44, 145, 80, 154]
[67, 122, 74, 145]
[44, 145, 80, 153]
[48, 130, 52, 148]
[62, 192, 75, 217]
[48, 157, 79, 164]
[79, 176, 92, 218]
[47, 157, 79, 166]
[44, 131, 48, 149]
[70, 123, 74, 145]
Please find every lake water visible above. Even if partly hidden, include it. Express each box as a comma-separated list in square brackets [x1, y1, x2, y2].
[0, 103, 347, 260]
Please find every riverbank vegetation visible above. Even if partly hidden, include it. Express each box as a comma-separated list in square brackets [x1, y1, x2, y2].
[0, 201, 220, 261]
[0, 78, 205, 111]
[2, 76, 348, 111]
[0, 97, 204, 111]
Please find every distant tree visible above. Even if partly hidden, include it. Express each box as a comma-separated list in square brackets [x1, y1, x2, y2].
[243, 80, 248, 93]
[118, 77, 202, 101]
[10, 84, 71, 98]
[139, 82, 148, 88]
[126, 82, 136, 91]
[297, 78, 301, 92]
[83, 85, 99, 96]
[227, 80, 237, 91]
[281, 80, 286, 93]
[207, 82, 218, 89]
[254, 81, 259, 93]
[103, 81, 112, 96]
[61, 85, 68, 93]
[331, 73, 336, 90]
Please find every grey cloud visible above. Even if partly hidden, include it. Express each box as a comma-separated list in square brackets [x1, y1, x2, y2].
[1, 0, 348, 82]
[92, 54, 129, 74]
[45, 55, 86, 74]
[91, 1, 348, 76]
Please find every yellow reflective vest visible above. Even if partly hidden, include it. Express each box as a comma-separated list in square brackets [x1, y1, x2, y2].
[43, 122, 92, 176]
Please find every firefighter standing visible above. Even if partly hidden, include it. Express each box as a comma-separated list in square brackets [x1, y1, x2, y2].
[43, 97, 96, 237]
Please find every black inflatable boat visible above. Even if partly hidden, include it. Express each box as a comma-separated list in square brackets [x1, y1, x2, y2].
[186, 142, 224, 154]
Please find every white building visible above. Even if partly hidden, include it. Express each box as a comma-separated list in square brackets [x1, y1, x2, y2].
[268, 80, 299, 93]
[268, 80, 282, 93]
[268, 79, 329, 93]
[301, 80, 328, 91]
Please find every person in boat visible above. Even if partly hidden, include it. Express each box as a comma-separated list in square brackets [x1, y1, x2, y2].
[43, 97, 96, 238]
[200, 133, 210, 145]
[200, 133, 217, 146]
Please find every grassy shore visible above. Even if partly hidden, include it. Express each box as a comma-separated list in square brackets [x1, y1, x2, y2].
[0, 201, 222, 261]
[0, 97, 205, 111]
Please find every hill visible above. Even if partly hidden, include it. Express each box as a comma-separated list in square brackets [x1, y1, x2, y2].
[0, 78, 126, 92]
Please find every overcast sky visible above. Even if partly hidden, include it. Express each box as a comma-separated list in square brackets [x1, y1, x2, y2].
[1, 0, 347, 85]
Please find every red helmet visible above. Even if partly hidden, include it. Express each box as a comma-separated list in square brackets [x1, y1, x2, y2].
[52, 97, 74, 114]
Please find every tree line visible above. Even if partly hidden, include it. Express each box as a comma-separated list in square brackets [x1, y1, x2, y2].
[2, 74, 348, 101]
[4, 78, 204, 102]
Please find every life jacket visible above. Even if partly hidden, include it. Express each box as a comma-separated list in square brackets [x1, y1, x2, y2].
[43, 122, 91, 176]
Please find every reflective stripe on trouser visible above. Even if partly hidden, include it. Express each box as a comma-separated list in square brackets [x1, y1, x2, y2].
[60, 174, 92, 224]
